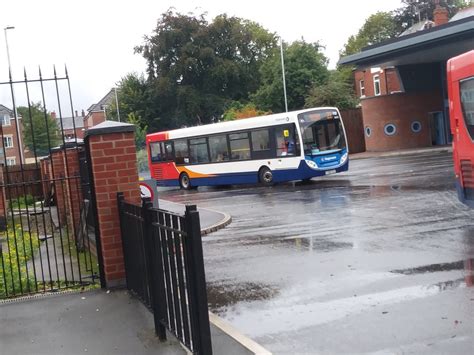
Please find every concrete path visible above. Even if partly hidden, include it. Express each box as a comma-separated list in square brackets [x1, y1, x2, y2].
[0, 289, 263, 355]
[159, 199, 232, 235]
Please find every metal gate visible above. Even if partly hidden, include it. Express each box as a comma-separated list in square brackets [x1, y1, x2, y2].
[0, 67, 100, 299]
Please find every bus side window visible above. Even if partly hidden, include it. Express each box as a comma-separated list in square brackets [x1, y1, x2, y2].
[189, 138, 210, 164]
[251, 130, 270, 151]
[209, 135, 229, 162]
[229, 132, 251, 160]
[150, 142, 162, 163]
[275, 125, 296, 157]
[174, 139, 189, 165]
[164, 141, 174, 161]
[460, 77, 474, 139]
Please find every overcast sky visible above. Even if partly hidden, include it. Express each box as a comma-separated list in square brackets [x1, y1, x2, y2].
[0, 0, 402, 115]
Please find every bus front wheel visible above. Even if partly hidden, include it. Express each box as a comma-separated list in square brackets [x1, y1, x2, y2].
[179, 173, 191, 190]
[259, 167, 273, 186]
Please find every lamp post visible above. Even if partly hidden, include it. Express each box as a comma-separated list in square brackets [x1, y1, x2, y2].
[280, 37, 288, 113]
[114, 87, 121, 122]
[4, 25, 24, 165]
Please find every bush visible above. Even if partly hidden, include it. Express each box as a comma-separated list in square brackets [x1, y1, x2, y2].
[9, 195, 36, 210]
[0, 225, 39, 298]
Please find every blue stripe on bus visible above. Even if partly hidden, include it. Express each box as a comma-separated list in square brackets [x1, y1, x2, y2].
[156, 159, 349, 187]
[456, 179, 474, 208]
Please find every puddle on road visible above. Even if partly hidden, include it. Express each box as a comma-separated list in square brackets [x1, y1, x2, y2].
[391, 259, 472, 275]
[207, 281, 278, 314]
[241, 235, 353, 252]
[428, 277, 473, 292]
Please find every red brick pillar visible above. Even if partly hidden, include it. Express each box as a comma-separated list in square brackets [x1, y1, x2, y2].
[40, 158, 51, 204]
[51, 149, 67, 225]
[0, 167, 6, 230]
[64, 148, 82, 234]
[85, 121, 139, 288]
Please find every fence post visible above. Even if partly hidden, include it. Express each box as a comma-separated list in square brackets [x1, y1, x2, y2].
[141, 198, 167, 341]
[184, 205, 212, 355]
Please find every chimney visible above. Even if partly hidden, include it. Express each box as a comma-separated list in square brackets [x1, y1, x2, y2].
[75, 110, 78, 117]
[433, 5, 449, 26]
[51, 111, 57, 119]
[81, 109, 85, 117]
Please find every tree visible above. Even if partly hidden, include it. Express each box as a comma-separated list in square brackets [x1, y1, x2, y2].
[340, 12, 398, 58]
[305, 71, 359, 110]
[17, 103, 60, 156]
[393, 0, 471, 33]
[134, 9, 277, 129]
[127, 112, 147, 149]
[252, 40, 329, 113]
[222, 102, 270, 121]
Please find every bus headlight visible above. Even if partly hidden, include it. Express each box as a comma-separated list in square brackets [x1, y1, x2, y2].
[340, 152, 348, 164]
[305, 160, 318, 169]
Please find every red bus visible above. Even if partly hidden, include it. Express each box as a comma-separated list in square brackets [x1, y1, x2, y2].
[447, 50, 474, 208]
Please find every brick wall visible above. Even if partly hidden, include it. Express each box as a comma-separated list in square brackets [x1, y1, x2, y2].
[354, 67, 402, 98]
[361, 91, 443, 151]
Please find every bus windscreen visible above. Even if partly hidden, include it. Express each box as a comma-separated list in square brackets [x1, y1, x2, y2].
[298, 110, 346, 156]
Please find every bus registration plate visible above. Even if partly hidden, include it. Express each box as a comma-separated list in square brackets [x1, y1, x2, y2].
[326, 169, 336, 175]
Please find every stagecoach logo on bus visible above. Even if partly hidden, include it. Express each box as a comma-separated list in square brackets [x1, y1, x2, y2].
[146, 107, 349, 189]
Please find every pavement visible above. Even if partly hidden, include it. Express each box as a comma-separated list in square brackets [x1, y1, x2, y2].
[350, 145, 452, 160]
[158, 199, 232, 235]
[0, 289, 266, 355]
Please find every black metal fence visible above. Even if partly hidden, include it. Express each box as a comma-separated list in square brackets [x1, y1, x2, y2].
[0, 67, 99, 299]
[117, 193, 212, 355]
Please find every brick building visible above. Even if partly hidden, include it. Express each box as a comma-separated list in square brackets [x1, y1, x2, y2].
[0, 104, 27, 166]
[340, 5, 474, 152]
[84, 89, 117, 129]
[52, 110, 86, 140]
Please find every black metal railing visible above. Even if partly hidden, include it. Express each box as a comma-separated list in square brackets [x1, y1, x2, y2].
[117, 192, 212, 355]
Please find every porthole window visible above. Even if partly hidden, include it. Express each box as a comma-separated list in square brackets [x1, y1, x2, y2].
[365, 126, 372, 137]
[384, 123, 397, 136]
[411, 121, 422, 133]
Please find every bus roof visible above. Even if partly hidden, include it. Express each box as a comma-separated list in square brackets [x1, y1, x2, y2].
[146, 107, 339, 141]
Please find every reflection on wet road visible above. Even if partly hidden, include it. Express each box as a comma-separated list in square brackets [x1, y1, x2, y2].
[160, 152, 474, 354]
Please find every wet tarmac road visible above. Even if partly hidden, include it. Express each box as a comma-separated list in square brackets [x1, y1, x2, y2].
[159, 151, 474, 354]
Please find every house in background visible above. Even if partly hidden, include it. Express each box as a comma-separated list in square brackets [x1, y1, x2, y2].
[52, 110, 86, 140]
[339, 5, 474, 152]
[0, 104, 27, 166]
[84, 89, 117, 129]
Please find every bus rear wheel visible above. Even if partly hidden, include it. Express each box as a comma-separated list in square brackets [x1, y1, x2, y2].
[179, 172, 191, 190]
[259, 167, 273, 186]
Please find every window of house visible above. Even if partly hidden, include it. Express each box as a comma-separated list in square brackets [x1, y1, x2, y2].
[373, 75, 381, 96]
[359, 80, 365, 98]
[189, 138, 209, 164]
[384, 123, 397, 136]
[6, 158, 15, 166]
[229, 132, 251, 160]
[3, 135, 13, 148]
[209, 135, 229, 162]
[1, 115, 11, 126]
